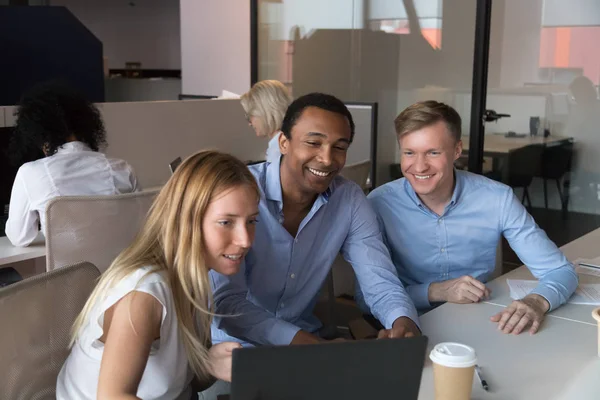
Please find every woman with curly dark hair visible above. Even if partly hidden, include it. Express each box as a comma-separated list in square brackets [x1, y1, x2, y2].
[5, 81, 138, 247]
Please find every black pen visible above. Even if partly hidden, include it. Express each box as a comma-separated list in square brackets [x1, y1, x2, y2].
[578, 262, 600, 271]
[475, 365, 489, 391]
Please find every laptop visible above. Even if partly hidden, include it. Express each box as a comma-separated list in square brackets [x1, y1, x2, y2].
[229, 336, 428, 400]
[168, 157, 182, 175]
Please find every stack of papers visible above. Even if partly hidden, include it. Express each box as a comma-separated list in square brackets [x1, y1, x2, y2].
[507, 279, 600, 305]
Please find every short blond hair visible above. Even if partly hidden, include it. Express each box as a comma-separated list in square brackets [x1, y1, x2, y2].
[241, 80, 292, 136]
[394, 100, 462, 143]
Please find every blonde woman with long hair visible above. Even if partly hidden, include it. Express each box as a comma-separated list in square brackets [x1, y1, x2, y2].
[240, 80, 292, 163]
[56, 151, 260, 400]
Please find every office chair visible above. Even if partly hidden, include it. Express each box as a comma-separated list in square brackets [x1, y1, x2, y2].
[0, 261, 100, 400]
[487, 145, 544, 207]
[45, 190, 159, 272]
[390, 163, 403, 180]
[509, 145, 544, 207]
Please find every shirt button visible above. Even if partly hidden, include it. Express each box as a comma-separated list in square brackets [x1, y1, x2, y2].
[280, 303, 285, 308]
[438, 218, 443, 223]
[290, 273, 296, 279]
[440, 248, 445, 252]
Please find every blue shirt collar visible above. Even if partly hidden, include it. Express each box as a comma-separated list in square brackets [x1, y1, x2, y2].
[265, 156, 334, 205]
[403, 169, 463, 210]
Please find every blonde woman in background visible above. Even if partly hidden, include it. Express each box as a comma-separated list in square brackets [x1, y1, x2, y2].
[241, 80, 292, 163]
[56, 151, 260, 400]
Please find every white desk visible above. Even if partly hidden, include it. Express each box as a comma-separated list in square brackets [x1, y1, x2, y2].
[418, 302, 599, 399]
[0, 234, 46, 267]
[485, 227, 600, 325]
[416, 228, 600, 399]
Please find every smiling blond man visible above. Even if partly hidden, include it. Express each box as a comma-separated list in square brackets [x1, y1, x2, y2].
[358, 100, 577, 335]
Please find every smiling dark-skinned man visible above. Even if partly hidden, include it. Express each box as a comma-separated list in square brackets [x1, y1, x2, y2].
[210, 93, 420, 349]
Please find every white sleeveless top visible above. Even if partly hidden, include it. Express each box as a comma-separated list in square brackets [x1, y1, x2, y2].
[56, 267, 193, 400]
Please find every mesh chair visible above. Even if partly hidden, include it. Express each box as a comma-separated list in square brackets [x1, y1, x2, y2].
[0, 261, 100, 400]
[340, 160, 371, 192]
[45, 190, 159, 273]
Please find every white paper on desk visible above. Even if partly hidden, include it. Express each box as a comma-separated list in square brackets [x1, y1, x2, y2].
[507, 279, 600, 305]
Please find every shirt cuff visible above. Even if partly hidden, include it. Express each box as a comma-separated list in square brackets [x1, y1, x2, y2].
[530, 285, 560, 312]
[264, 320, 302, 346]
[406, 283, 432, 310]
[382, 306, 421, 332]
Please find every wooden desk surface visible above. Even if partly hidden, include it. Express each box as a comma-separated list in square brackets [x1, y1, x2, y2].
[0, 234, 46, 267]
[462, 134, 572, 155]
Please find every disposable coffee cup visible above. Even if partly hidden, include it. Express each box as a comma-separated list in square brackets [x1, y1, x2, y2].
[429, 342, 477, 400]
[592, 308, 600, 356]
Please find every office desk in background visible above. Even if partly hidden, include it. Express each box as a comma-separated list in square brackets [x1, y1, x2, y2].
[462, 135, 573, 202]
[462, 134, 572, 157]
[0, 234, 45, 266]
[0, 234, 46, 278]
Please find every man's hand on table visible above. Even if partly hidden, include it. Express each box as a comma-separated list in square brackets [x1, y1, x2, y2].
[490, 294, 550, 335]
[429, 275, 491, 304]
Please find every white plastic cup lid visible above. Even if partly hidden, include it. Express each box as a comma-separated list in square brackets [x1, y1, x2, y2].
[429, 342, 477, 368]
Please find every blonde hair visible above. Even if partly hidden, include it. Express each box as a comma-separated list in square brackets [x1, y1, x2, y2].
[394, 100, 462, 143]
[241, 80, 292, 137]
[70, 150, 259, 380]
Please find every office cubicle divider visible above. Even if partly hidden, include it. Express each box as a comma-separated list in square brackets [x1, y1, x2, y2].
[0, 99, 262, 189]
[98, 99, 262, 188]
[1, 98, 378, 191]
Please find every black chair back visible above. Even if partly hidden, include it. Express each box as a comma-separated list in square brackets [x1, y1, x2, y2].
[508, 145, 544, 188]
[539, 141, 574, 180]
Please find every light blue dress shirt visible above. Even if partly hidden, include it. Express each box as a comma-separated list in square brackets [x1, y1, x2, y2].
[210, 157, 419, 346]
[364, 170, 578, 311]
[265, 132, 281, 164]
